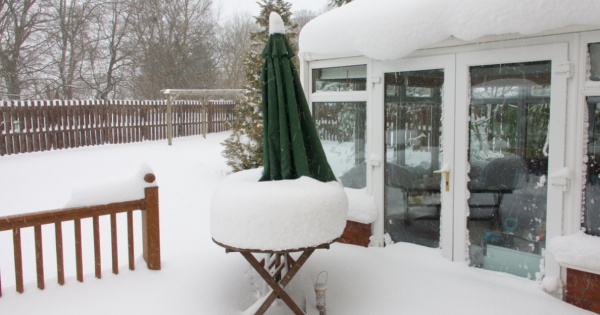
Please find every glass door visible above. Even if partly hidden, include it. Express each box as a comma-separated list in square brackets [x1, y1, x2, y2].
[372, 55, 456, 259]
[384, 69, 444, 248]
[455, 44, 568, 279]
[467, 61, 551, 278]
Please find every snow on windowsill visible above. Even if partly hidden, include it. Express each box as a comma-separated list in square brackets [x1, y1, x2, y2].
[547, 231, 600, 275]
[344, 187, 377, 224]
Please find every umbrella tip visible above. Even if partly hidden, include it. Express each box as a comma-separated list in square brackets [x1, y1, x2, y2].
[269, 12, 285, 35]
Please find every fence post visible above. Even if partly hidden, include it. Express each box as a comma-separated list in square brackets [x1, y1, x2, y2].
[142, 173, 161, 270]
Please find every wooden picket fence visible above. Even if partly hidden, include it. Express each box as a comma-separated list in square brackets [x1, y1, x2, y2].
[0, 99, 236, 156]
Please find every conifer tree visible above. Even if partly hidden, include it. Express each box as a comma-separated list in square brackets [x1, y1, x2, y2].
[222, 0, 298, 172]
[330, 0, 352, 7]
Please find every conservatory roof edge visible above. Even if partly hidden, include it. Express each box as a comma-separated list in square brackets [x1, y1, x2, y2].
[299, 0, 600, 61]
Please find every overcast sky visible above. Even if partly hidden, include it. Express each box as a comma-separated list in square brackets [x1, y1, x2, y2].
[215, 0, 330, 20]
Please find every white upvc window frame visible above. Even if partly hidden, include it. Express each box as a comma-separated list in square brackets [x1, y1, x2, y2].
[304, 56, 374, 191]
[307, 57, 370, 104]
[576, 31, 600, 239]
[582, 30, 600, 94]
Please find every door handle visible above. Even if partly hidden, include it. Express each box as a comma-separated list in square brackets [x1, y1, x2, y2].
[433, 165, 450, 191]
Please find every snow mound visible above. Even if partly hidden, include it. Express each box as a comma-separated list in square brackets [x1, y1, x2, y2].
[64, 163, 156, 208]
[269, 12, 285, 35]
[210, 168, 348, 250]
[300, 0, 600, 61]
[548, 231, 600, 272]
[344, 187, 377, 224]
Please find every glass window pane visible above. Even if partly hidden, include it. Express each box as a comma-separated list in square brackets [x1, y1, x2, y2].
[312, 65, 367, 92]
[467, 61, 551, 279]
[590, 43, 600, 81]
[313, 102, 367, 188]
[383, 69, 444, 248]
[584, 96, 600, 236]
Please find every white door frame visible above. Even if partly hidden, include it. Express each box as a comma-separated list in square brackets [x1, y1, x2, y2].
[372, 55, 456, 260]
[454, 43, 569, 278]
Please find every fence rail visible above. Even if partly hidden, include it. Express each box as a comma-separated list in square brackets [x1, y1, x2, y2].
[0, 173, 160, 297]
[0, 99, 236, 156]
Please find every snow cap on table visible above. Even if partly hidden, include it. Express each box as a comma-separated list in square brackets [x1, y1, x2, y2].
[269, 12, 285, 35]
[210, 168, 348, 251]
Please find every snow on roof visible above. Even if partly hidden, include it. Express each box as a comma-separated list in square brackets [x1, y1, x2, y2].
[299, 0, 600, 61]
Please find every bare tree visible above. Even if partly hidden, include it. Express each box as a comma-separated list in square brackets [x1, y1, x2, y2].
[130, 0, 219, 98]
[47, 0, 98, 99]
[81, 0, 136, 99]
[330, 0, 352, 7]
[215, 12, 256, 89]
[292, 9, 319, 30]
[290, 9, 319, 50]
[0, 0, 45, 99]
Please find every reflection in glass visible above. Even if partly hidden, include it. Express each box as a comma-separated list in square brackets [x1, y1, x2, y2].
[468, 61, 550, 279]
[384, 69, 444, 248]
[590, 43, 600, 81]
[313, 102, 367, 188]
[312, 65, 367, 92]
[584, 97, 600, 236]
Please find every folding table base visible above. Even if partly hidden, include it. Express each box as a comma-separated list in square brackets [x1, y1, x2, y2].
[213, 239, 331, 315]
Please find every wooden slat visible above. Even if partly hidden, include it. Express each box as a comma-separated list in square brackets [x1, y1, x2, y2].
[6, 104, 14, 155]
[16, 101, 25, 153]
[55, 222, 65, 285]
[30, 101, 39, 152]
[34, 225, 45, 290]
[127, 211, 135, 271]
[13, 228, 23, 293]
[71, 101, 79, 148]
[93, 216, 101, 279]
[105, 102, 112, 144]
[111, 213, 119, 274]
[48, 101, 57, 150]
[75, 219, 83, 282]
[58, 101, 66, 149]
[22, 101, 32, 153]
[68, 101, 76, 149]
[117, 101, 122, 143]
[0, 199, 144, 231]
[0, 102, 6, 156]
[41, 102, 50, 152]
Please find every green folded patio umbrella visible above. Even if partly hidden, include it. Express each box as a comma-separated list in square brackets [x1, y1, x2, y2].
[259, 12, 336, 183]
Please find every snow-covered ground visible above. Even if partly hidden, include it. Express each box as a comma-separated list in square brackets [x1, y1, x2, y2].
[0, 132, 594, 314]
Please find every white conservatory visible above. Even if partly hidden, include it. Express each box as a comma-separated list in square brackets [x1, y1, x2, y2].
[297, 0, 600, 295]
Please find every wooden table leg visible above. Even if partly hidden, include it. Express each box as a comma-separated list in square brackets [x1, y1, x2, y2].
[241, 249, 315, 315]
